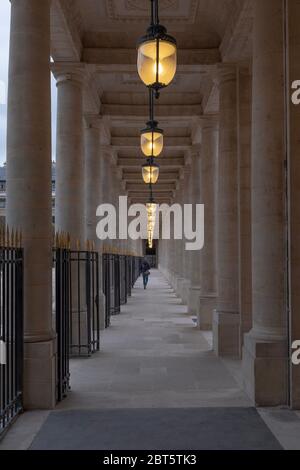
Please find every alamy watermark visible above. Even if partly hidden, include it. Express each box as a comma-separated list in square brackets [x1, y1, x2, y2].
[96, 196, 204, 251]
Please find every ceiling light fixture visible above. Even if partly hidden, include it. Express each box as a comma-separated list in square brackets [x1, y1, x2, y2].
[137, 0, 177, 98]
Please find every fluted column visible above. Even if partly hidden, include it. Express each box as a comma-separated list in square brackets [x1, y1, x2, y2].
[54, 66, 85, 246]
[242, 0, 288, 406]
[213, 65, 240, 357]
[187, 146, 202, 315]
[199, 117, 218, 330]
[6, 0, 55, 408]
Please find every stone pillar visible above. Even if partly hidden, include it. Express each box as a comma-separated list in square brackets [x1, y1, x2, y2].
[242, 0, 288, 406]
[238, 67, 252, 345]
[199, 117, 218, 330]
[288, 0, 300, 410]
[187, 147, 202, 316]
[84, 118, 109, 331]
[54, 66, 87, 354]
[171, 190, 182, 293]
[54, 66, 85, 246]
[100, 146, 115, 252]
[174, 187, 185, 297]
[177, 170, 191, 304]
[6, 0, 55, 408]
[213, 65, 240, 357]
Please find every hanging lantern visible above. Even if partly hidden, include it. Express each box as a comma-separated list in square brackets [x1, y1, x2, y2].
[146, 201, 157, 249]
[141, 121, 164, 158]
[142, 161, 160, 185]
[137, 0, 177, 93]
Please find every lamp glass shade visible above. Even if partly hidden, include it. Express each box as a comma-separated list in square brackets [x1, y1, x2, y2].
[141, 129, 163, 157]
[146, 203, 157, 218]
[138, 39, 177, 88]
[142, 164, 159, 184]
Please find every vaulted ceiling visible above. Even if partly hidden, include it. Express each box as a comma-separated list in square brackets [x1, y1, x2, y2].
[50, 0, 253, 204]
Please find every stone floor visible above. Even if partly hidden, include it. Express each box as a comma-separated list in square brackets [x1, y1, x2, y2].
[1, 270, 300, 449]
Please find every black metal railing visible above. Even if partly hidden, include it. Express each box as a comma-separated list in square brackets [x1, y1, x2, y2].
[102, 254, 142, 328]
[53, 242, 101, 402]
[119, 255, 127, 305]
[53, 247, 70, 402]
[126, 256, 132, 298]
[69, 250, 100, 357]
[0, 238, 23, 438]
[131, 257, 142, 287]
[102, 253, 121, 327]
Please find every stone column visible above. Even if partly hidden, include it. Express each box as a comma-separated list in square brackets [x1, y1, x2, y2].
[54, 66, 87, 354]
[100, 146, 115, 253]
[199, 117, 218, 330]
[84, 118, 109, 331]
[242, 0, 288, 406]
[171, 190, 182, 293]
[213, 65, 240, 357]
[177, 170, 191, 304]
[174, 187, 185, 297]
[238, 67, 252, 345]
[187, 147, 202, 316]
[288, 0, 300, 410]
[6, 0, 55, 408]
[54, 65, 85, 246]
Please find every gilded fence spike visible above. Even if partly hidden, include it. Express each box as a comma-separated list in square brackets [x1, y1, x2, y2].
[17, 230, 21, 248]
[6, 226, 9, 248]
[67, 233, 71, 249]
[0, 226, 3, 247]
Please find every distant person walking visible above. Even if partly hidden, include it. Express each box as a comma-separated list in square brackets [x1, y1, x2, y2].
[140, 259, 151, 290]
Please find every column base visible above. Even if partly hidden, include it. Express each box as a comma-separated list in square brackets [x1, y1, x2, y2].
[213, 310, 240, 357]
[24, 337, 57, 410]
[179, 279, 191, 305]
[170, 274, 180, 292]
[175, 277, 185, 298]
[188, 286, 201, 315]
[198, 294, 217, 330]
[242, 332, 288, 406]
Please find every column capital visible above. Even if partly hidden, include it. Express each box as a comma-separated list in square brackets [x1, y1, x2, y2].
[190, 144, 202, 158]
[100, 145, 118, 166]
[84, 114, 111, 145]
[52, 62, 87, 87]
[237, 60, 252, 77]
[179, 165, 191, 181]
[199, 115, 219, 132]
[213, 63, 238, 86]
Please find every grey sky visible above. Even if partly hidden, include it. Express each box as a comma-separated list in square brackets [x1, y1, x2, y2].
[0, 2, 57, 165]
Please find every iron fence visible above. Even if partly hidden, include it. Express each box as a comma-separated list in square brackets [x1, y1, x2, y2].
[126, 256, 132, 298]
[53, 248, 70, 402]
[0, 245, 23, 438]
[102, 253, 121, 327]
[53, 248, 100, 402]
[132, 257, 142, 287]
[69, 250, 100, 357]
[120, 255, 127, 305]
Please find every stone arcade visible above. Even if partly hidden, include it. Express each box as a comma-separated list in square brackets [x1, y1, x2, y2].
[1, 0, 300, 451]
